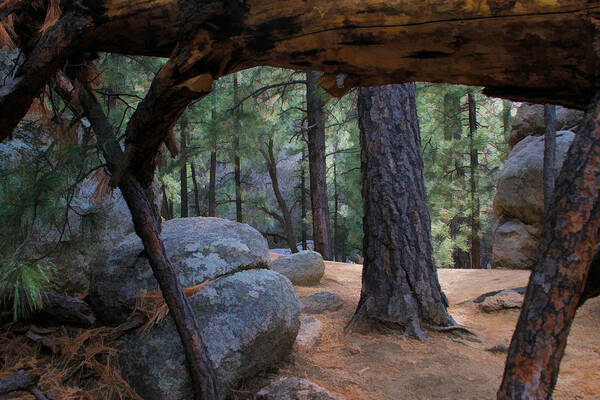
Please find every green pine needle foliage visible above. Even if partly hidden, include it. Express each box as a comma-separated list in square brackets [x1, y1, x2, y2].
[0, 259, 55, 321]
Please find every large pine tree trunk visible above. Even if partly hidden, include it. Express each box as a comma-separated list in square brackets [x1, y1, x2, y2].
[306, 71, 332, 260]
[498, 93, 600, 399]
[348, 84, 454, 340]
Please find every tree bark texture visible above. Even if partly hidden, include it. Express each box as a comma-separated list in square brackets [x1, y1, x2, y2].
[468, 92, 481, 269]
[498, 92, 600, 399]
[543, 104, 557, 214]
[306, 71, 332, 260]
[54, 77, 219, 400]
[348, 84, 454, 340]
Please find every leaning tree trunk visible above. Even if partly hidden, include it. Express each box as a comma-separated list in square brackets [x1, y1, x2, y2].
[498, 93, 600, 399]
[306, 71, 332, 260]
[55, 76, 219, 400]
[347, 84, 454, 340]
[263, 138, 298, 254]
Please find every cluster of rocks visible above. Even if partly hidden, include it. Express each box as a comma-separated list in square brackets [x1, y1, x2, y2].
[87, 217, 344, 399]
[492, 103, 583, 269]
[90, 218, 301, 399]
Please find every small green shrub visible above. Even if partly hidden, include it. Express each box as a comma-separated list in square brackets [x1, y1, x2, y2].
[0, 259, 55, 321]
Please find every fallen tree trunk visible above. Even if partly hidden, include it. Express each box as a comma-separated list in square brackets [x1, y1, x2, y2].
[0, 370, 47, 400]
[32, 292, 96, 328]
[1, 0, 598, 148]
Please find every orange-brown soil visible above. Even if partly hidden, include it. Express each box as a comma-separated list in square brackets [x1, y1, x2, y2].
[271, 255, 600, 400]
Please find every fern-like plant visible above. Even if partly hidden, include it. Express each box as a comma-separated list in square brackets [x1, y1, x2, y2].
[0, 259, 55, 321]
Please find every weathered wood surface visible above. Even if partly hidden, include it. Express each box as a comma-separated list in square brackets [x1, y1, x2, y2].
[2, 0, 599, 138]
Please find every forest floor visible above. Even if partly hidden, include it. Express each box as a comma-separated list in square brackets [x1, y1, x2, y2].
[260, 254, 600, 400]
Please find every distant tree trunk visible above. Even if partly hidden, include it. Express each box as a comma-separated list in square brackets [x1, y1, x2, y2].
[306, 71, 332, 260]
[262, 137, 298, 254]
[332, 139, 340, 261]
[180, 119, 189, 218]
[160, 185, 172, 220]
[444, 90, 470, 269]
[502, 100, 513, 142]
[498, 93, 600, 399]
[348, 84, 454, 340]
[543, 104, 557, 214]
[208, 149, 217, 217]
[300, 147, 308, 250]
[190, 162, 202, 216]
[468, 92, 480, 269]
[233, 73, 243, 223]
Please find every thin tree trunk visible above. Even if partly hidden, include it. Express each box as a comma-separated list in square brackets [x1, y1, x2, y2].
[498, 93, 600, 399]
[208, 150, 217, 217]
[180, 118, 189, 218]
[161, 185, 172, 220]
[190, 162, 202, 216]
[333, 139, 339, 262]
[306, 71, 332, 260]
[300, 147, 308, 251]
[502, 100, 513, 142]
[468, 92, 480, 269]
[263, 137, 298, 254]
[55, 77, 219, 400]
[348, 83, 454, 340]
[233, 73, 243, 223]
[543, 104, 557, 214]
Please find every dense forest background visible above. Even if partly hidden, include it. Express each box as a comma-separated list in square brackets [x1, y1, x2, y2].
[0, 51, 515, 316]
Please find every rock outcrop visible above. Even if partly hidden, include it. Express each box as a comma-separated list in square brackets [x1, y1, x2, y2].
[296, 316, 323, 351]
[507, 103, 582, 150]
[300, 292, 344, 314]
[89, 217, 270, 324]
[90, 217, 301, 399]
[119, 269, 300, 400]
[270, 250, 325, 286]
[492, 131, 575, 269]
[478, 290, 524, 313]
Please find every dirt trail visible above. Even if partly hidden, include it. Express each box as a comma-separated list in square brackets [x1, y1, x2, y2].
[273, 256, 600, 400]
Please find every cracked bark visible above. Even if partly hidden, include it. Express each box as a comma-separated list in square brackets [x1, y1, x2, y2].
[348, 84, 454, 339]
[498, 92, 600, 399]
